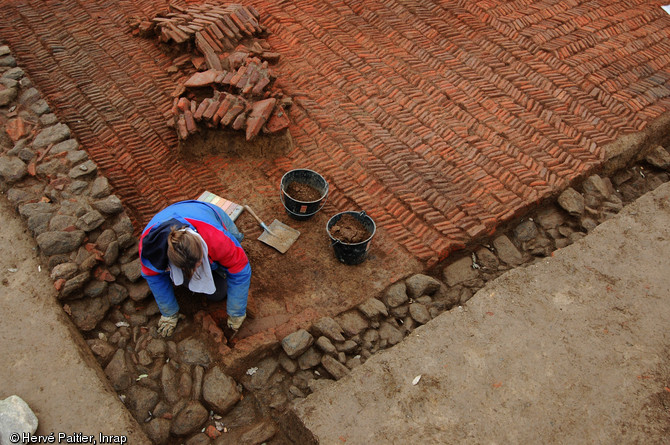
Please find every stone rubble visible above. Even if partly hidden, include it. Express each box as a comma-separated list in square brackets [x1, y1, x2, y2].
[0, 395, 38, 439]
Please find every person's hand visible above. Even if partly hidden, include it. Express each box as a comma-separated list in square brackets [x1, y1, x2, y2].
[158, 314, 180, 337]
[227, 314, 246, 331]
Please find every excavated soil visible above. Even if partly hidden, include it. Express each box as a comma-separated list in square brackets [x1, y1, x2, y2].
[329, 214, 371, 244]
[285, 182, 322, 202]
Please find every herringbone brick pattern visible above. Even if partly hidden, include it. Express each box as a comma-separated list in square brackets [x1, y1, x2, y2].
[2, 0, 669, 263]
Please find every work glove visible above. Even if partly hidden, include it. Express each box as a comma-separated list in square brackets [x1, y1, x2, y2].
[227, 314, 246, 331]
[157, 314, 180, 337]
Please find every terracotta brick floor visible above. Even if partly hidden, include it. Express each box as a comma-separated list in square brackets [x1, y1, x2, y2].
[2, 0, 670, 264]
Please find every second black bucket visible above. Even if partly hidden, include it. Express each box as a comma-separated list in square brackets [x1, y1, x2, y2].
[326, 211, 376, 265]
[280, 169, 328, 221]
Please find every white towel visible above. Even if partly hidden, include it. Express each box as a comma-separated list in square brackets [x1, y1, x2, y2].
[168, 228, 216, 294]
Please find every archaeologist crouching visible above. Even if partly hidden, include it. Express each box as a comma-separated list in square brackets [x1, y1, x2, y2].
[138, 200, 250, 337]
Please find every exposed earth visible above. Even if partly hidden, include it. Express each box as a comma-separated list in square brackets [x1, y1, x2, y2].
[1, 0, 670, 443]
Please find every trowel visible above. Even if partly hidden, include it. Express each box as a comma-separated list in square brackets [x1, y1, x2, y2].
[243, 205, 300, 253]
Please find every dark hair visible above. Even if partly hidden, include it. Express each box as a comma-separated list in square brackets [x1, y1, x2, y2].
[167, 227, 203, 281]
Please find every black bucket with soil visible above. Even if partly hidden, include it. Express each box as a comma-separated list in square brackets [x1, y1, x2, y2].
[280, 169, 329, 221]
[326, 211, 376, 265]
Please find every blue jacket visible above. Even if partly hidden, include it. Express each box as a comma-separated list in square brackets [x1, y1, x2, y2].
[139, 200, 250, 318]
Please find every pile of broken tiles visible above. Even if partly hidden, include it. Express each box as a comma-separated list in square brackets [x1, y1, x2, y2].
[131, 3, 290, 141]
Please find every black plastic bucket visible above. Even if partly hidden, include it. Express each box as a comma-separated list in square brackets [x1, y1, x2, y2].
[280, 169, 328, 221]
[326, 211, 376, 265]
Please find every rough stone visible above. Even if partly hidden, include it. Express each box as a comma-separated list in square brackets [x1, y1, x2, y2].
[645, 145, 670, 170]
[137, 350, 152, 367]
[68, 295, 109, 331]
[281, 329, 314, 358]
[289, 385, 306, 398]
[0, 85, 17, 106]
[492, 235, 524, 266]
[67, 180, 88, 195]
[49, 214, 77, 231]
[6, 187, 38, 206]
[244, 357, 279, 391]
[50, 262, 79, 281]
[278, 354, 298, 374]
[443, 256, 478, 287]
[409, 303, 431, 325]
[161, 363, 180, 404]
[237, 420, 277, 445]
[65, 150, 88, 166]
[19, 77, 32, 88]
[95, 229, 117, 251]
[125, 385, 159, 420]
[389, 304, 409, 318]
[104, 241, 120, 266]
[92, 195, 124, 215]
[582, 175, 610, 200]
[120, 258, 142, 282]
[89, 176, 111, 198]
[357, 297, 388, 320]
[179, 370, 193, 398]
[335, 311, 369, 337]
[557, 187, 585, 215]
[475, 247, 499, 270]
[39, 113, 58, 126]
[335, 340, 358, 354]
[113, 215, 135, 238]
[0, 55, 17, 67]
[30, 98, 50, 115]
[405, 274, 441, 298]
[144, 418, 171, 445]
[321, 355, 350, 380]
[146, 338, 167, 358]
[171, 401, 209, 436]
[51, 138, 79, 154]
[18, 87, 39, 105]
[32, 123, 71, 150]
[298, 347, 322, 370]
[2, 66, 23, 79]
[178, 338, 212, 366]
[126, 280, 151, 302]
[18, 202, 54, 219]
[580, 216, 598, 232]
[193, 365, 205, 401]
[27, 213, 52, 235]
[315, 336, 337, 356]
[68, 160, 98, 179]
[0, 395, 38, 438]
[311, 317, 345, 342]
[83, 280, 108, 298]
[379, 322, 404, 346]
[0, 156, 27, 183]
[76, 210, 105, 232]
[61, 271, 90, 298]
[35, 159, 67, 177]
[105, 349, 133, 391]
[383, 281, 408, 308]
[513, 220, 539, 242]
[202, 366, 241, 414]
[36, 230, 85, 255]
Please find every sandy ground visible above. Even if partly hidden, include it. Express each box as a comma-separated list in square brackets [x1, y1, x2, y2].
[0, 194, 149, 442]
[291, 182, 670, 444]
